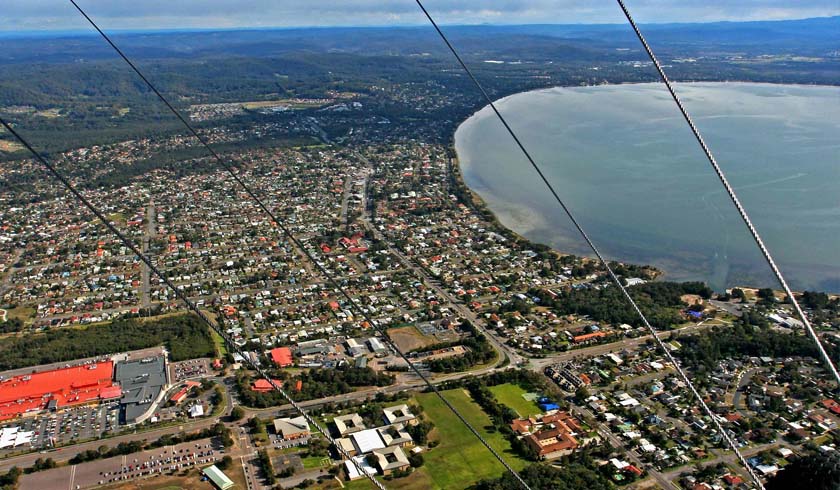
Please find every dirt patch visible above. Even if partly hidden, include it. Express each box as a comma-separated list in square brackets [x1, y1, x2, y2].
[387, 326, 437, 352]
[106, 471, 206, 490]
[680, 294, 703, 306]
[0, 140, 24, 152]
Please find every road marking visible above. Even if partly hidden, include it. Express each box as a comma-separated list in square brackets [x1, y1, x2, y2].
[68, 464, 76, 490]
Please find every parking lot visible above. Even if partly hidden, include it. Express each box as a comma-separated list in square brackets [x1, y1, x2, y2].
[0, 402, 119, 455]
[170, 358, 211, 382]
[18, 437, 222, 490]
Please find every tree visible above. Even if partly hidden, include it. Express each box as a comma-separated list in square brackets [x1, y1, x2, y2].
[408, 452, 424, 468]
[766, 451, 840, 490]
[217, 455, 233, 470]
[307, 437, 330, 457]
[230, 406, 245, 421]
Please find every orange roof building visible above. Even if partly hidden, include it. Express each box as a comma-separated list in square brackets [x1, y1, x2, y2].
[270, 347, 293, 367]
[572, 331, 607, 343]
[525, 427, 579, 459]
[170, 388, 189, 404]
[0, 362, 118, 420]
[252, 379, 284, 392]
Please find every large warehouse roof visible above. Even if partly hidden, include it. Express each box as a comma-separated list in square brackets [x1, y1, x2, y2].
[203, 465, 234, 490]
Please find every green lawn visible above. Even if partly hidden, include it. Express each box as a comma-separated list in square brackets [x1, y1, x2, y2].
[210, 328, 228, 357]
[335, 388, 531, 490]
[412, 388, 529, 489]
[301, 454, 330, 470]
[489, 383, 542, 418]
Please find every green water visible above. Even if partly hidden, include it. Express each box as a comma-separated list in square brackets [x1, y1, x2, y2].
[455, 83, 840, 292]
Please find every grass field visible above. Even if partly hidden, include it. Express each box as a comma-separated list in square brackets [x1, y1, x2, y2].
[407, 388, 528, 489]
[342, 388, 529, 490]
[489, 383, 542, 418]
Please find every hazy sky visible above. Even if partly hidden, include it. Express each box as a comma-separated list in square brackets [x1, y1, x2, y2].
[5, 0, 839, 32]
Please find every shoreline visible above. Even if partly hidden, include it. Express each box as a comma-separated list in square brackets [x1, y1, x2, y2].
[446, 146, 662, 280]
[447, 81, 837, 295]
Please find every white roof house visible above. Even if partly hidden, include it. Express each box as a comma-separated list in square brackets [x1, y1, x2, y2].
[334, 413, 366, 436]
[382, 404, 416, 425]
[372, 446, 410, 473]
[344, 455, 377, 480]
[189, 404, 205, 418]
[351, 428, 386, 454]
[378, 424, 413, 447]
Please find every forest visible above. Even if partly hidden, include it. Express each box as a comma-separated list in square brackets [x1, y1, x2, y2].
[0, 313, 214, 369]
[675, 311, 836, 372]
[531, 281, 712, 330]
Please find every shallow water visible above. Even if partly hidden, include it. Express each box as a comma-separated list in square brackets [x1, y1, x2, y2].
[455, 83, 840, 292]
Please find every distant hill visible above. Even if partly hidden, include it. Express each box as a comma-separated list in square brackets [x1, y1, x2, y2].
[0, 16, 837, 65]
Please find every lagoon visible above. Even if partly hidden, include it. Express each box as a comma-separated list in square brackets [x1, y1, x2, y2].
[455, 83, 840, 291]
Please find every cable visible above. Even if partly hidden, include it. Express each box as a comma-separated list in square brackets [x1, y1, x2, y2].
[0, 116, 388, 490]
[67, 1, 530, 487]
[613, 0, 840, 387]
[413, 1, 765, 488]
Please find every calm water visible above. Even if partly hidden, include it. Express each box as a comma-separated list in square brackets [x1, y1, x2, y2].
[455, 83, 840, 292]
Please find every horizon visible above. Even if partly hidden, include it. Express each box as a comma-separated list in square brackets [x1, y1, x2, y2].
[2, 14, 838, 39]
[4, 0, 840, 33]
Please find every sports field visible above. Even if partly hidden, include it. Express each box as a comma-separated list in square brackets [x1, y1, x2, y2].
[489, 383, 542, 418]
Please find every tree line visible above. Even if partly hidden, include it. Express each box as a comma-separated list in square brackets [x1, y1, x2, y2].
[235, 366, 395, 408]
[0, 313, 214, 369]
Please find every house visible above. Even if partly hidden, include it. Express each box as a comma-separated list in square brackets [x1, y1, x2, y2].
[336, 437, 357, 457]
[334, 413, 366, 436]
[189, 404, 205, 418]
[269, 347, 293, 367]
[821, 399, 840, 416]
[723, 474, 744, 486]
[371, 446, 411, 475]
[382, 404, 417, 426]
[573, 331, 607, 343]
[378, 424, 413, 447]
[273, 415, 310, 441]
